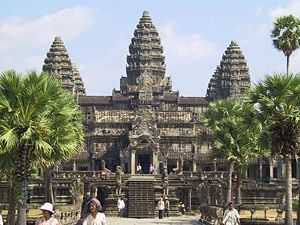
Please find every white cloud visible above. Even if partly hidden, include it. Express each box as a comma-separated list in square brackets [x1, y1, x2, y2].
[0, 5, 97, 72]
[269, 0, 300, 19]
[158, 23, 217, 62]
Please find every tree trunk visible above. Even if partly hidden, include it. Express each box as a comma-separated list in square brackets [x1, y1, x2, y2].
[44, 167, 54, 203]
[287, 55, 290, 75]
[285, 155, 293, 225]
[227, 161, 234, 204]
[16, 179, 28, 225]
[7, 178, 17, 225]
[235, 172, 242, 205]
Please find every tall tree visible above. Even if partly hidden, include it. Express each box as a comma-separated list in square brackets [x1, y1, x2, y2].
[0, 70, 84, 225]
[271, 15, 300, 75]
[202, 99, 264, 204]
[248, 74, 300, 225]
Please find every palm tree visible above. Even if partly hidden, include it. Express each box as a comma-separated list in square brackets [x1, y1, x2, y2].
[202, 99, 264, 204]
[248, 74, 300, 225]
[271, 15, 300, 75]
[0, 70, 84, 225]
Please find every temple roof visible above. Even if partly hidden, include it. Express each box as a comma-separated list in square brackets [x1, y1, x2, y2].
[206, 40, 250, 101]
[43, 36, 85, 95]
[178, 97, 208, 105]
[78, 96, 112, 105]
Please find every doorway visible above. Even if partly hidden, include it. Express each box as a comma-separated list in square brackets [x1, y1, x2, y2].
[137, 153, 151, 174]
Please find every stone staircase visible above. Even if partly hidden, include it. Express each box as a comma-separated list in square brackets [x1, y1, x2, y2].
[127, 176, 155, 218]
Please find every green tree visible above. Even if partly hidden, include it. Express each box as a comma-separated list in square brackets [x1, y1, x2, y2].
[271, 15, 300, 75]
[248, 74, 300, 225]
[0, 70, 84, 225]
[202, 99, 264, 204]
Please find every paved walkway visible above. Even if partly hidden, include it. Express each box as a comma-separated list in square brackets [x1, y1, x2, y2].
[106, 215, 200, 225]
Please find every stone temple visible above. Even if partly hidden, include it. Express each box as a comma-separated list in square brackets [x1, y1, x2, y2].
[0, 11, 293, 225]
[42, 11, 251, 175]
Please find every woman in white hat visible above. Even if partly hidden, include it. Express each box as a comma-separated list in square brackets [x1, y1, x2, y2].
[35, 202, 60, 225]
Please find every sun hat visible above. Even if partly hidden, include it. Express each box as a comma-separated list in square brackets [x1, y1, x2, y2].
[40, 202, 54, 214]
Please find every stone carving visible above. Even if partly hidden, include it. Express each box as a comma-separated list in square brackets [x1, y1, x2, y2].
[69, 178, 84, 206]
[115, 165, 123, 195]
[100, 160, 111, 180]
[161, 167, 169, 196]
[197, 181, 211, 206]
[137, 68, 153, 91]
[131, 106, 157, 138]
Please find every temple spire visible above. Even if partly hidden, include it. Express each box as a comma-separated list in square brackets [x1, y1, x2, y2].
[121, 11, 169, 95]
[43, 36, 85, 95]
[206, 40, 251, 101]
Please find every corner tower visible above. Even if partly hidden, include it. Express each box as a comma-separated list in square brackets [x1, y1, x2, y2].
[43, 36, 86, 96]
[206, 41, 250, 101]
[120, 11, 171, 96]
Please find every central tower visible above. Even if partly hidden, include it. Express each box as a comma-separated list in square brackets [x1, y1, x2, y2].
[120, 11, 171, 98]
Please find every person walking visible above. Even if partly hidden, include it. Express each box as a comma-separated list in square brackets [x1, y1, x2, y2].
[137, 163, 142, 174]
[117, 197, 125, 217]
[149, 164, 154, 174]
[76, 198, 107, 225]
[157, 197, 165, 219]
[35, 202, 60, 225]
[164, 197, 170, 217]
[222, 202, 240, 225]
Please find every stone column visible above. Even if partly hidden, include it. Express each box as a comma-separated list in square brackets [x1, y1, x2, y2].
[72, 160, 77, 172]
[259, 161, 263, 180]
[153, 152, 159, 174]
[297, 156, 300, 179]
[269, 160, 274, 180]
[91, 157, 96, 171]
[131, 150, 136, 175]
[187, 188, 192, 211]
[213, 159, 217, 172]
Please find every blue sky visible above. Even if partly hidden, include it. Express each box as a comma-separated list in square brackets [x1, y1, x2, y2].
[0, 0, 300, 97]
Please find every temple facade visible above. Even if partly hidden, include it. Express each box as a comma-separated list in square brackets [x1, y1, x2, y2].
[42, 11, 284, 180]
[75, 11, 209, 174]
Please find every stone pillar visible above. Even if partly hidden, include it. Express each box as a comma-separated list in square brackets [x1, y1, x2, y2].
[72, 160, 77, 172]
[259, 161, 263, 180]
[91, 157, 96, 171]
[187, 188, 192, 211]
[153, 152, 159, 174]
[213, 159, 217, 172]
[269, 160, 274, 180]
[297, 157, 300, 179]
[131, 150, 136, 175]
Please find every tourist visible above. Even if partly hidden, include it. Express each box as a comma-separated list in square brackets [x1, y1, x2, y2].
[35, 202, 60, 225]
[222, 202, 240, 225]
[164, 197, 170, 217]
[117, 197, 125, 217]
[0, 209, 3, 225]
[157, 196, 165, 219]
[137, 163, 142, 174]
[149, 164, 154, 174]
[76, 198, 106, 225]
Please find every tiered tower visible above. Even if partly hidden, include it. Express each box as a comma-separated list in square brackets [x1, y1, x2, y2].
[206, 40, 250, 101]
[72, 64, 86, 96]
[121, 11, 171, 96]
[43, 36, 85, 96]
